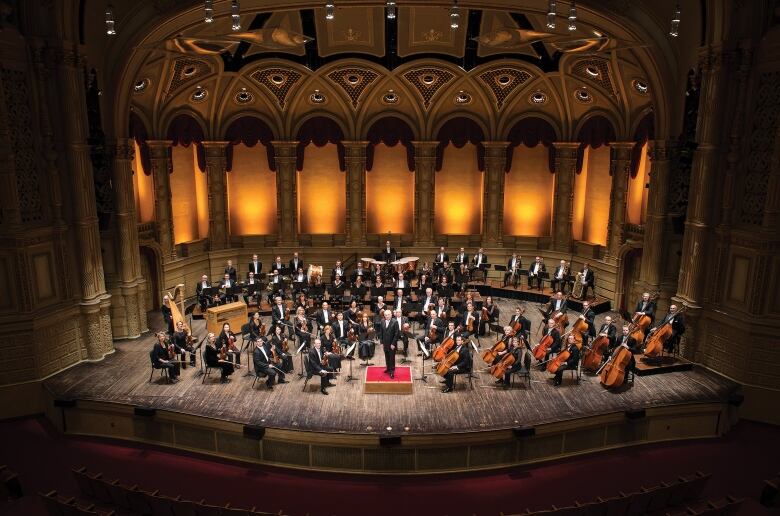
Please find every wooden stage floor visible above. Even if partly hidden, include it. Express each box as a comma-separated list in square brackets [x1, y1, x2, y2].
[44, 299, 738, 436]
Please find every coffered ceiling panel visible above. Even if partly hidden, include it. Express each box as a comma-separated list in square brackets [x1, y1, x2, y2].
[397, 6, 468, 58]
[314, 6, 385, 57]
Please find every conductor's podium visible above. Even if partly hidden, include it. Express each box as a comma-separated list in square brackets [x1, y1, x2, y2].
[206, 301, 248, 335]
[363, 366, 413, 394]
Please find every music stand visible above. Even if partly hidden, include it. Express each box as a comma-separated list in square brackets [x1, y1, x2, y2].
[563, 274, 575, 295]
[295, 339, 308, 379]
[516, 269, 528, 289]
[202, 287, 218, 306]
[344, 342, 357, 382]
[537, 271, 549, 291]
[416, 340, 430, 382]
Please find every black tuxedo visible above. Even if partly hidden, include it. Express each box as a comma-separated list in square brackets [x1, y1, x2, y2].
[351, 268, 367, 283]
[307, 346, 333, 388]
[435, 252, 449, 264]
[316, 309, 334, 328]
[471, 253, 488, 268]
[509, 314, 531, 340]
[225, 266, 237, 282]
[331, 266, 346, 282]
[635, 300, 657, 324]
[330, 281, 346, 298]
[443, 344, 472, 390]
[378, 318, 401, 373]
[419, 295, 437, 316]
[657, 312, 685, 352]
[454, 252, 468, 265]
[578, 268, 595, 298]
[528, 262, 547, 288]
[333, 320, 350, 341]
[253, 343, 283, 387]
[289, 257, 303, 273]
[247, 261, 263, 276]
[382, 247, 397, 263]
[195, 281, 213, 309]
[597, 323, 617, 349]
[503, 257, 521, 286]
[582, 308, 596, 338]
[553, 344, 580, 385]
[271, 304, 288, 331]
[271, 261, 285, 273]
[547, 297, 568, 317]
[460, 310, 481, 337]
[550, 265, 569, 292]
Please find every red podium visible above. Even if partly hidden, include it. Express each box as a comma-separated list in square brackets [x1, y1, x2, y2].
[363, 366, 413, 394]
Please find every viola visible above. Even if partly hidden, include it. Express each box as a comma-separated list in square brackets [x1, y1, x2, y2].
[546, 347, 570, 374]
[435, 349, 460, 376]
[599, 345, 633, 388]
[582, 334, 610, 371]
[481, 336, 507, 364]
[432, 333, 456, 362]
[489, 351, 516, 379]
[533, 333, 554, 361]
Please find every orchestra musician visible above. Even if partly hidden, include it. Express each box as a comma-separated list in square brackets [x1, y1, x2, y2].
[454, 263, 470, 292]
[393, 308, 412, 360]
[480, 296, 498, 336]
[370, 276, 386, 299]
[248, 312, 265, 342]
[579, 300, 596, 344]
[320, 324, 343, 371]
[609, 331, 637, 379]
[247, 254, 263, 277]
[270, 296, 288, 335]
[441, 335, 472, 393]
[434, 247, 449, 271]
[537, 318, 562, 369]
[420, 261, 432, 278]
[345, 300, 361, 325]
[418, 308, 445, 357]
[417, 273, 432, 293]
[243, 271, 261, 305]
[253, 337, 287, 389]
[289, 252, 303, 273]
[419, 288, 436, 322]
[545, 291, 568, 322]
[172, 321, 197, 366]
[461, 302, 481, 338]
[503, 253, 522, 288]
[224, 260, 237, 283]
[650, 304, 686, 353]
[351, 262, 367, 283]
[635, 292, 657, 327]
[268, 270, 286, 301]
[552, 334, 581, 387]
[151, 331, 180, 382]
[578, 263, 595, 299]
[333, 312, 350, 344]
[372, 263, 384, 284]
[378, 310, 401, 378]
[550, 260, 569, 293]
[195, 274, 214, 310]
[161, 295, 174, 334]
[308, 338, 335, 395]
[294, 307, 312, 350]
[382, 240, 397, 263]
[204, 332, 234, 383]
[357, 311, 376, 360]
[496, 335, 533, 389]
[490, 326, 515, 367]
[373, 296, 388, 322]
[596, 315, 617, 354]
[330, 274, 347, 298]
[528, 256, 546, 290]
[331, 260, 345, 282]
[294, 292, 308, 312]
[271, 256, 285, 273]
[454, 247, 468, 265]
[316, 302, 333, 328]
[437, 275, 453, 299]
[612, 324, 639, 355]
[471, 247, 488, 271]
[391, 289, 406, 314]
[509, 306, 531, 341]
[292, 267, 307, 292]
[435, 297, 449, 321]
[217, 322, 240, 364]
[351, 276, 367, 303]
[220, 273, 238, 304]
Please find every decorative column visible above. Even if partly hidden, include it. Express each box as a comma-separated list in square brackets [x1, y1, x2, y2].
[343, 141, 368, 246]
[147, 140, 176, 261]
[482, 142, 509, 246]
[605, 142, 634, 262]
[111, 138, 147, 338]
[55, 47, 113, 359]
[551, 142, 579, 252]
[412, 141, 437, 246]
[202, 141, 229, 250]
[272, 141, 298, 246]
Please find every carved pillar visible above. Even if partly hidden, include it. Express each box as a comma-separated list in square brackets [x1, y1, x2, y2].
[202, 141, 229, 250]
[413, 141, 437, 246]
[482, 142, 509, 246]
[55, 47, 112, 359]
[605, 142, 634, 262]
[343, 141, 368, 246]
[551, 142, 579, 252]
[272, 141, 298, 246]
[147, 140, 176, 261]
[0, 77, 21, 229]
[111, 139, 146, 338]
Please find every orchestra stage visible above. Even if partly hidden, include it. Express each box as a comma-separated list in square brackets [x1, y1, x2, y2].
[42, 299, 740, 474]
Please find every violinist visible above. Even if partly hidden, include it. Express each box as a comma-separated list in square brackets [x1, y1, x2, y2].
[224, 260, 237, 282]
[545, 291, 568, 321]
[635, 292, 657, 326]
[393, 308, 412, 359]
[247, 254, 263, 277]
[270, 324, 294, 373]
[161, 295, 174, 334]
[378, 310, 401, 378]
[271, 296, 288, 335]
[528, 256, 546, 290]
[204, 332, 234, 383]
[172, 321, 197, 367]
[495, 335, 533, 389]
[479, 296, 498, 336]
[351, 276, 368, 303]
[503, 253, 522, 287]
[345, 300, 361, 326]
[289, 252, 303, 273]
[441, 335, 472, 393]
[217, 322, 240, 365]
[552, 334, 581, 387]
[195, 274, 213, 310]
[550, 260, 569, 293]
[320, 324, 343, 371]
[294, 307, 313, 350]
[357, 312, 376, 360]
[248, 312, 265, 342]
[461, 302, 481, 338]
[537, 318, 561, 369]
[253, 338, 287, 390]
[509, 306, 531, 341]
[649, 304, 685, 353]
[151, 331, 180, 382]
[308, 338, 335, 395]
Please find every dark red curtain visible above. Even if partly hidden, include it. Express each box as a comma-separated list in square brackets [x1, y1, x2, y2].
[505, 117, 557, 173]
[224, 116, 276, 172]
[576, 116, 616, 174]
[630, 113, 655, 178]
[166, 114, 206, 171]
[366, 117, 415, 172]
[129, 112, 151, 176]
[435, 117, 485, 171]
[296, 117, 345, 171]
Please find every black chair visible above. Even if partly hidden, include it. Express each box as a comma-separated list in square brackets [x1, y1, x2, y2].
[510, 365, 532, 389]
[240, 323, 254, 377]
[149, 350, 170, 383]
[201, 348, 215, 384]
[301, 354, 315, 392]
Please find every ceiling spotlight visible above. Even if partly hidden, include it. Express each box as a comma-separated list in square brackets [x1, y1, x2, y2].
[568, 1, 577, 31]
[204, 0, 213, 23]
[105, 5, 116, 35]
[231, 0, 240, 31]
[669, 4, 681, 37]
[326, 2, 335, 20]
[546, 0, 556, 29]
[450, 0, 460, 30]
[386, 1, 396, 20]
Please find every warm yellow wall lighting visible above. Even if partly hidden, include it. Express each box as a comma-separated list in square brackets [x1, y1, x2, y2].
[366, 143, 414, 234]
[434, 144, 483, 235]
[503, 145, 554, 236]
[193, 146, 209, 240]
[579, 145, 610, 246]
[297, 144, 346, 234]
[226, 144, 278, 235]
[627, 142, 649, 225]
[131, 141, 155, 223]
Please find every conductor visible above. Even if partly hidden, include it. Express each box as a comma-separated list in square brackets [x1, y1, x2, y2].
[378, 309, 401, 378]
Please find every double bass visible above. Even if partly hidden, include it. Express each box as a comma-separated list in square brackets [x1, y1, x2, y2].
[599, 345, 633, 388]
[435, 349, 460, 376]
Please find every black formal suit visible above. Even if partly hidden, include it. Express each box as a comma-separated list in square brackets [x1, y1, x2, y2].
[509, 314, 531, 341]
[205, 343, 234, 379]
[635, 300, 657, 324]
[657, 311, 685, 352]
[391, 296, 407, 314]
[378, 318, 401, 374]
[370, 283, 387, 299]
[471, 253, 488, 269]
[597, 323, 617, 349]
[553, 344, 580, 385]
[331, 266, 346, 282]
[351, 283, 367, 302]
[289, 257, 303, 273]
[247, 260, 263, 276]
[195, 280, 212, 309]
[419, 316, 446, 354]
[382, 247, 397, 263]
[443, 344, 472, 390]
[460, 310, 481, 337]
[351, 268, 368, 283]
[316, 309, 334, 329]
[270, 261, 285, 273]
[330, 280, 346, 298]
[225, 266, 237, 282]
[220, 279, 238, 303]
[419, 295, 437, 317]
[503, 257, 522, 286]
[161, 304, 174, 334]
[271, 303, 288, 332]
[582, 308, 596, 339]
[613, 333, 639, 353]
[547, 297, 568, 318]
[307, 346, 333, 390]
[578, 268, 595, 298]
[550, 265, 569, 293]
[502, 346, 533, 385]
[253, 343, 284, 387]
[528, 262, 547, 288]
[394, 314, 411, 356]
[454, 252, 468, 265]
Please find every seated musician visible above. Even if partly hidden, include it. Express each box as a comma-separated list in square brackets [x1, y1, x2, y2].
[650, 304, 685, 353]
[391, 289, 406, 314]
[270, 325, 293, 373]
[438, 261, 453, 285]
[294, 292, 308, 312]
[394, 273, 409, 291]
[247, 254, 263, 277]
[330, 274, 347, 298]
[552, 334, 581, 387]
[490, 326, 516, 367]
[528, 256, 546, 289]
[204, 332, 234, 383]
[345, 300, 361, 325]
[418, 288, 436, 320]
[419, 308, 446, 357]
[538, 318, 562, 369]
[382, 240, 397, 263]
[509, 306, 531, 342]
[220, 273, 237, 304]
[550, 260, 569, 293]
[595, 315, 617, 354]
[373, 296, 388, 322]
[610, 324, 638, 355]
[371, 263, 384, 284]
[370, 276, 386, 299]
[217, 322, 240, 364]
[269, 269, 286, 301]
[161, 296, 174, 334]
[454, 263, 470, 291]
[461, 301, 481, 338]
[248, 312, 265, 342]
[441, 335, 472, 393]
[243, 271, 261, 304]
[503, 253, 522, 287]
[351, 262, 367, 283]
[253, 338, 287, 390]
[316, 301, 334, 329]
[579, 300, 596, 345]
[357, 312, 376, 361]
[635, 292, 656, 327]
[172, 321, 196, 366]
[454, 247, 468, 266]
[224, 259, 237, 282]
[546, 291, 568, 320]
[292, 267, 307, 293]
[417, 273, 432, 294]
[307, 338, 335, 395]
[480, 296, 498, 336]
[195, 274, 214, 310]
[435, 297, 449, 321]
[471, 247, 488, 271]
[420, 261, 432, 277]
[437, 276, 453, 299]
[351, 276, 367, 303]
[333, 312, 350, 343]
[151, 331, 180, 382]
[331, 260, 345, 282]
[294, 307, 313, 350]
[496, 335, 533, 389]
[578, 263, 595, 299]
[271, 296, 288, 335]
[289, 252, 303, 273]
[394, 308, 412, 359]
[434, 247, 449, 272]
[271, 256, 284, 273]
[320, 324, 343, 371]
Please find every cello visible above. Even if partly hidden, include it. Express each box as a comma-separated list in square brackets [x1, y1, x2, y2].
[570, 312, 589, 349]
[546, 346, 570, 374]
[582, 333, 610, 371]
[435, 348, 460, 376]
[489, 351, 515, 379]
[643, 306, 686, 358]
[432, 328, 459, 362]
[533, 331, 555, 361]
[481, 334, 508, 364]
[599, 345, 633, 388]
[630, 291, 660, 344]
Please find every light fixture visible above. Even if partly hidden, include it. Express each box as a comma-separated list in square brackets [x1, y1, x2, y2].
[568, 1, 577, 31]
[325, 2, 335, 20]
[105, 5, 116, 35]
[546, 0, 556, 29]
[450, 0, 460, 30]
[669, 4, 680, 37]
[231, 0, 240, 31]
[204, 0, 213, 23]
[386, 0, 396, 20]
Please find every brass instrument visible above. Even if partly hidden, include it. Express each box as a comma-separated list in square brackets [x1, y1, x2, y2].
[572, 272, 584, 298]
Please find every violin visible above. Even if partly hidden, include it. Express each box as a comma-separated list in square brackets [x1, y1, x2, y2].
[644, 306, 686, 357]
[582, 334, 610, 371]
[599, 345, 633, 388]
[546, 346, 571, 374]
[489, 351, 516, 379]
[435, 349, 460, 376]
[481, 335, 508, 364]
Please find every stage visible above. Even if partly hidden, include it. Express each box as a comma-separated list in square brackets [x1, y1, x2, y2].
[42, 299, 740, 474]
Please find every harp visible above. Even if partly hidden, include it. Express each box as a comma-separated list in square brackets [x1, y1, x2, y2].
[165, 284, 191, 334]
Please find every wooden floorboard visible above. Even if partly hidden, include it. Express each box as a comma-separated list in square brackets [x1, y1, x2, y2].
[43, 298, 738, 435]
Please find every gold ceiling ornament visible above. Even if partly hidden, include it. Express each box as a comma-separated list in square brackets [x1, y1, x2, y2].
[136, 28, 311, 56]
[342, 28, 361, 41]
[474, 28, 646, 56]
[476, 67, 533, 109]
[401, 67, 455, 109]
[326, 68, 380, 108]
[250, 67, 304, 109]
[421, 29, 443, 42]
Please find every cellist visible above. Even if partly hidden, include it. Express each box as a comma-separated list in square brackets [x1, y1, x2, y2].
[460, 301, 480, 338]
[610, 324, 639, 356]
[649, 304, 685, 353]
[489, 326, 515, 367]
[508, 306, 531, 341]
[635, 292, 657, 325]
[537, 319, 561, 370]
[441, 335, 471, 393]
[418, 308, 445, 357]
[552, 334, 580, 387]
[495, 336, 533, 389]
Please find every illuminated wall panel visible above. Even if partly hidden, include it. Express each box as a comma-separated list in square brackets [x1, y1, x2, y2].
[503, 145, 554, 236]
[434, 144, 483, 235]
[297, 144, 346, 234]
[627, 142, 650, 225]
[170, 145, 208, 244]
[573, 145, 611, 246]
[131, 141, 155, 223]
[366, 143, 414, 234]
[226, 144, 278, 235]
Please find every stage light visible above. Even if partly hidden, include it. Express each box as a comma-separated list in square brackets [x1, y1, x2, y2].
[204, 0, 213, 23]
[669, 4, 681, 37]
[325, 2, 335, 20]
[105, 5, 116, 35]
[546, 0, 556, 29]
[450, 0, 460, 29]
[567, 1, 577, 31]
[231, 0, 240, 31]
[386, 0, 396, 19]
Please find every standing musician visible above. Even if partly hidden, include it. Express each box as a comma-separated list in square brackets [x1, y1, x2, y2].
[552, 334, 580, 387]
[316, 302, 333, 329]
[393, 308, 412, 360]
[434, 247, 449, 272]
[509, 306, 531, 341]
[357, 312, 376, 360]
[503, 253, 522, 287]
[578, 263, 595, 299]
[253, 337, 287, 390]
[382, 240, 397, 263]
[243, 271, 261, 305]
[528, 256, 546, 290]
[441, 335, 472, 393]
[635, 292, 657, 326]
[331, 260, 345, 282]
[247, 254, 263, 277]
[650, 304, 686, 353]
[495, 335, 533, 389]
[220, 273, 237, 304]
[161, 295, 174, 334]
[550, 260, 569, 294]
[248, 312, 265, 342]
[320, 325, 343, 371]
[289, 252, 303, 273]
[454, 247, 468, 265]
[217, 322, 240, 365]
[595, 315, 617, 352]
[308, 338, 335, 395]
[472, 247, 488, 270]
[419, 308, 445, 357]
[151, 332, 180, 382]
[546, 291, 568, 321]
[195, 274, 214, 310]
[271, 296, 288, 335]
[294, 307, 313, 350]
[271, 256, 285, 273]
[224, 260, 237, 283]
[172, 320, 197, 367]
[378, 310, 401, 378]
[204, 332, 234, 383]
[480, 296, 498, 336]
[461, 301, 481, 338]
[537, 319, 562, 368]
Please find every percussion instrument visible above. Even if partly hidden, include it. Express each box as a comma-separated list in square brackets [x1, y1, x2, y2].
[361, 257, 376, 269]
